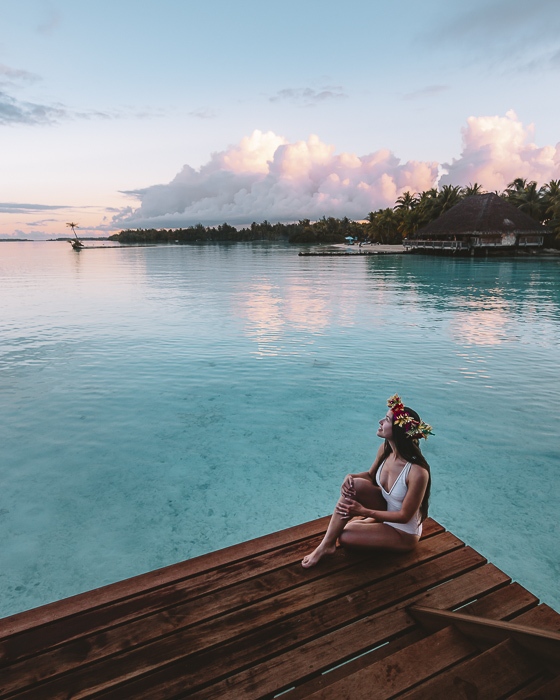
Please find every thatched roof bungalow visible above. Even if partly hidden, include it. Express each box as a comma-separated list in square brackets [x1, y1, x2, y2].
[405, 193, 550, 254]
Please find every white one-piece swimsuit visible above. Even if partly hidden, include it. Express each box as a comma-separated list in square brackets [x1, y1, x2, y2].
[375, 460, 422, 536]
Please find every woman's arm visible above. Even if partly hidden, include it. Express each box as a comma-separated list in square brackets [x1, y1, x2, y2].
[341, 443, 386, 495]
[345, 464, 429, 522]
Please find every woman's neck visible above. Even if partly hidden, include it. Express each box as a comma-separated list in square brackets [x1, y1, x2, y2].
[387, 439, 404, 462]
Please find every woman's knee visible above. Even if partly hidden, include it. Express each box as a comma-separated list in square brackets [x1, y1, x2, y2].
[353, 477, 375, 499]
[353, 478, 386, 511]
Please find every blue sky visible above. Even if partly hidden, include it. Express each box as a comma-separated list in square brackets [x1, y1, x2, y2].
[1, 0, 559, 237]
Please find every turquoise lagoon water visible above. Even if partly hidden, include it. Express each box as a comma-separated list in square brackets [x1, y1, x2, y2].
[1, 241, 559, 617]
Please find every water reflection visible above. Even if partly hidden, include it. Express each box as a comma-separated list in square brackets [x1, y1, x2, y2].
[450, 304, 510, 346]
[365, 255, 560, 335]
[235, 279, 285, 356]
[284, 283, 331, 331]
[230, 254, 363, 355]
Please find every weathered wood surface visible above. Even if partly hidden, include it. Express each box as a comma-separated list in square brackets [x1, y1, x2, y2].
[0, 516, 558, 699]
[409, 605, 560, 666]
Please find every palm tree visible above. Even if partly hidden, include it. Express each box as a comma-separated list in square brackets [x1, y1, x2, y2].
[437, 185, 464, 214]
[501, 180, 544, 221]
[394, 191, 418, 212]
[411, 188, 439, 228]
[542, 180, 560, 221]
[515, 181, 545, 221]
[504, 178, 528, 197]
[396, 208, 421, 238]
[382, 208, 401, 243]
[541, 180, 560, 241]
[462, 183, 485, 197]
[66, 221, 84, 249]
[367, 209, 400, 243]
[549, 202, 560, 244]
[66, 221, 80, 239]
[418, 185, 463, 224]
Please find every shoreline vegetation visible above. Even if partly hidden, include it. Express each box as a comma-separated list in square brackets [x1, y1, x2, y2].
[108, 179, 560, 248]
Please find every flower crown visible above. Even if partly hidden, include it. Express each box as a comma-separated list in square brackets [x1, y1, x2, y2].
[387, 394, 434, 440]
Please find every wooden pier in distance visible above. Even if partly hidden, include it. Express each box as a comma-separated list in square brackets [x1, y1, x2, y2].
[298, 250, 385, 256]
[1, 517, 559, 698]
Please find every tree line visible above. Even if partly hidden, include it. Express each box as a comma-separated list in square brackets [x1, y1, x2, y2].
[109, 218, 364, 245]
[366, 179, 560, 244]
[109, 178, 560, 246]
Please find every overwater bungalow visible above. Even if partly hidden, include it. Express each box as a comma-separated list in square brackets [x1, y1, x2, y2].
[404, 193, 551, 255]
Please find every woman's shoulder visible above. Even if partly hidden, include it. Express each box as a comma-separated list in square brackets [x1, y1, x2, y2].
[408, 461, 430, 483]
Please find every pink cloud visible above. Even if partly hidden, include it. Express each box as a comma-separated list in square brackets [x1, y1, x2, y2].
[115, 112, 560, 229]
[441, 110, 560, 189]
[117, 132, 438, 227]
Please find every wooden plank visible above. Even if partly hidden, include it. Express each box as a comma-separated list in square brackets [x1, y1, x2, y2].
[516, 675, 560, 699]
[155, 614, 432, 700]
[284, 626, 477, 700]
[287, 565, 519, 700]
[3, 540, 477, 700]
[285, 577, 550, 700]
[0, 517, 444, 660]
[0, 516, 333, 638]
[0, 532, 345, 666]
[185, 559, 508, 700]
[397, 639, 543, 700]
[457, 582, 538, 620]
[287, 566, 511, 700]
[506, 673, 559, 700]
[285, 629, 428, 700]
[512, 604, 560, 632]
[408, 606, 560, 664]
[182, 557, 505, 700]
[140, 548, 487, 700]
[5, 515, 555, 700]
[401, 562, 509, 612]
[0, 529, 459, 697]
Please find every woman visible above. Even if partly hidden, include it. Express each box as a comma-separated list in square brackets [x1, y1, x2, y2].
[302, 394, 433, 568]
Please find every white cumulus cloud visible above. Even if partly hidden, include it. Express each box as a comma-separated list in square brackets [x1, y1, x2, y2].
[115, 130, 439, 228]
[440, 110, 560, 190]
[114, 113, 560, 230]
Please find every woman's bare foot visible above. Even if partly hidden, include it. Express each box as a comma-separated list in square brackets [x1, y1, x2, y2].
[301, 543, 337, 568]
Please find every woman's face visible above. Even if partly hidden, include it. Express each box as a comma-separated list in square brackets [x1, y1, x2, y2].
[377, 410, 393, 439]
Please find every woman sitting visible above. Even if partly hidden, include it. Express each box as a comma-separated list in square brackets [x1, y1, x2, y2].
[302, 394, 433, 568]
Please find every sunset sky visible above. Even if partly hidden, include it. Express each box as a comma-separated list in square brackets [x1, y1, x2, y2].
[1, 0, 559, 238]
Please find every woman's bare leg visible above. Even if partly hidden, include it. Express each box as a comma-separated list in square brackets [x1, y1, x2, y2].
[339, 522, 419, 552]
[302, 478, 386, 568]
[300, 509, 346, 568]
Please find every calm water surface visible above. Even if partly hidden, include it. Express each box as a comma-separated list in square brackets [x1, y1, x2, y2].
[1, 241, 559, 616]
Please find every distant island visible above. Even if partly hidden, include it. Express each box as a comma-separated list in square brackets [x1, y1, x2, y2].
[108, 179, 560, 248]
[108, 219, 361, 245]
[52, 237, 113, 242]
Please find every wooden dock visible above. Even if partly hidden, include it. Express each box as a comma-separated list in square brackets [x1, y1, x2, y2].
[298, 250, 398, 256]
[1, 517, 559, 698]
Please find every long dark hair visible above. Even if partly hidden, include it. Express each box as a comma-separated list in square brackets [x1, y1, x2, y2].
[381, 406, 431, 521]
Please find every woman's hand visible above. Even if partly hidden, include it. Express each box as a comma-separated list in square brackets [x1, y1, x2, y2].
[336, 497, 370, 519]
[340, 474, 356, 499]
